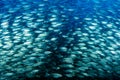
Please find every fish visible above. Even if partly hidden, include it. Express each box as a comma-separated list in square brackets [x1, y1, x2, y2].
[0, 0, 120, 80]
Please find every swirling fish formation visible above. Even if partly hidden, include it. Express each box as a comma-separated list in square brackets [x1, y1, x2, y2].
[0, 0, 120, 80]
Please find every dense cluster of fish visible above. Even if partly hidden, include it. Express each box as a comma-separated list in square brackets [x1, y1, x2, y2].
[0, 0, 120, 79]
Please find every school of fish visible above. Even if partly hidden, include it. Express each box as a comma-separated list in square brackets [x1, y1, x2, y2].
[0, 0, 120, 80]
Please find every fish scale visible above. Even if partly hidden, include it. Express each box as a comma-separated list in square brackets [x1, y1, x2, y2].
[0, 0, 120, 80]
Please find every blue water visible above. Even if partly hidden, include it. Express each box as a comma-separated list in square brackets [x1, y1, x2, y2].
[0, 0, 120, 80]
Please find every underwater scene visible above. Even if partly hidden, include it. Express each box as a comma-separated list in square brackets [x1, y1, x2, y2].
[0, 0, 120, 80]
